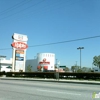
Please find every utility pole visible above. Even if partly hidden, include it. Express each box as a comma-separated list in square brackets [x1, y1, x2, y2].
[0, 58, 1, 72]
[76, 61, 77, 66]
[56, 59, 58, 67]
[77, 47, 84, 69]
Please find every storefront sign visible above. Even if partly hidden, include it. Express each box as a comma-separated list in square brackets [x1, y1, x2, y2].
[11, 42, 28, 50]
[12, 33, 28, 41]
[39, 58, 50, 64]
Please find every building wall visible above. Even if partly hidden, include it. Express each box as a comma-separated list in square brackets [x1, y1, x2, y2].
[25, 59, 37, 72]
[25, 53, 55, 72]
[0, 58, 12, 72]
[1, 65, 12, 72]
[93, 67, 100, 72]
[0, 53, 55, 72]
[0, 58, 12, 64]
[37, 53, 55, 71]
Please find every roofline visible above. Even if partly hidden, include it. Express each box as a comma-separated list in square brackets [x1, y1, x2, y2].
[0, 56, 6, 58]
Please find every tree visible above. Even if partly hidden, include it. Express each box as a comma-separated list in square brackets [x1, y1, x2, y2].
[81, 67, 91, 72]
[93, 55, 100, 69]
[27, 65, 32, 72]
[88, 68, 92, 72]
[71, 66, 79, 72]
[81, 67, 87, 72]
[77, 69, 82, 73]
[55, 66, 57, 69]
[64, 67, 69, 72]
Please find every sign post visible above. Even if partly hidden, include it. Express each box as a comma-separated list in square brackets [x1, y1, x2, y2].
[57, 61, 60, 81]
[11, 33, 28, 72]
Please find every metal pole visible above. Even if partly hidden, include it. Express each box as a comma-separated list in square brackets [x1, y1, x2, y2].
[77, 47, 84, 69]
[80, 49, 81, 69]
[56, 59, 59, 80]
[58, 63, 59, 81]
[0, 58, 1, 72]
[56, 59, 57, 67]
[56, 59, 59, 81]
[76, 61, 77, 66]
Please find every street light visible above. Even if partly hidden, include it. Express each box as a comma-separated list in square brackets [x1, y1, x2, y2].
[77, 47, 84, 69]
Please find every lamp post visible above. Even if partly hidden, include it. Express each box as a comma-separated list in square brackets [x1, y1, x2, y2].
[77, 47, 84, 69]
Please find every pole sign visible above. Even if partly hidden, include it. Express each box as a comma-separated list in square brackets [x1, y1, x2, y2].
[11, 33, 28, 72]
[11, 42, 28, 50]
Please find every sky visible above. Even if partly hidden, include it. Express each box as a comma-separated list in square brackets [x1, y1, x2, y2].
[0, 0, 100, 68]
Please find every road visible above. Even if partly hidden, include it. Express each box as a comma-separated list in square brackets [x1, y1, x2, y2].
[0, 79, 99, 100]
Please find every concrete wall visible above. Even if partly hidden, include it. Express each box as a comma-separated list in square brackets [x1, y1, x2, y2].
[25, 59, 37, 72]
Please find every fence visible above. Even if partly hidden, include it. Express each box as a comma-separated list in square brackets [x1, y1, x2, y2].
[0, 72, 100, 80]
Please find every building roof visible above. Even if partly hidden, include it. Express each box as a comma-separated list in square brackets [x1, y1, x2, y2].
[0, 55, 6, 58]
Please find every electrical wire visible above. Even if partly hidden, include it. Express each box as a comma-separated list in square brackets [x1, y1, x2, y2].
[0, 0, 45, 21]
[0, 0, 31, 15]
[29, 35, 100, 47]
[0, 0, 83, 22]
[0, 35, 100, 50]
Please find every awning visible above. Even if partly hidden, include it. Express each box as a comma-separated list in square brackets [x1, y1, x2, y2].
[6, 66, 12, 68]
[44, 66, 48, 70]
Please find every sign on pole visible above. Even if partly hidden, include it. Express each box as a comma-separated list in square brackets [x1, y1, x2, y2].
[11, 33, 28, 72]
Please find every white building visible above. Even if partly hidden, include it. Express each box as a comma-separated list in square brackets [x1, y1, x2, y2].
[25, 59, 37, 72]
[25, 53, 55, 72]
[0, 53, 56, 72]
[0, 56, 12, 72]
[93, 67, 100, 72]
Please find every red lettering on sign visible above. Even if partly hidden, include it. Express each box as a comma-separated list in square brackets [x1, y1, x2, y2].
[11, 42, 28, 50]
[39, 62, 50, 64]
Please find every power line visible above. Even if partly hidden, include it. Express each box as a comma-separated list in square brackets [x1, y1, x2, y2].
[29, 35, 100, 47]
[0, 35, 100, 50]
[0, 0, 31, 15]
[15, 0, 84, 23]
[0, 0, 45, 21]
[0, 0, 83, 22]
[1, 0, 63, 22]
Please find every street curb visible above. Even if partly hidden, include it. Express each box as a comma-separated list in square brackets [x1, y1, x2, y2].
[0, 77, 100, 85]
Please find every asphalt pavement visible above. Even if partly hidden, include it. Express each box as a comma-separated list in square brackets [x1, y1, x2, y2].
[0, 79, 100, 100]
[0, 76, 100, 85]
